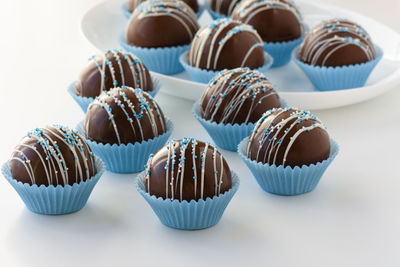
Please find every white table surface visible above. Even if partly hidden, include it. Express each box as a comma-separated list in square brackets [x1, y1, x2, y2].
[0, 1, 399, 266]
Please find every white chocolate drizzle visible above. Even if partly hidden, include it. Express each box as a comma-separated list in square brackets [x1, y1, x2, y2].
[188, 18, 263, 69]
[201, 67, 278, 124]
[145, 138, 225, 201]
[86, 87, 165, 145]
[88, 49, 150, 95]
[247, 107, 326, 167]
[133, 0, 199, 40]
[300, 18, 375, 66]
[212, 0, 242, 16]
[10, 125, 95, 185]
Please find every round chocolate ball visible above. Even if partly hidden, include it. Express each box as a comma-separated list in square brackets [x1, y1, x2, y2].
[144, 138, 232, 201]
[299, 18, 376, 67]
[231, 0, 303, 42]
[187, 18, 264, 70]
[76, 50, 153, 98]
[84, 87, 167, 145]
[247, 107, 330, 167]
[210, 0, 242, 16]
[9, 125, 97, 186]
[200, 67, 281, 124]
[128, 0, 199, 13]
[126, 0, 200, 47]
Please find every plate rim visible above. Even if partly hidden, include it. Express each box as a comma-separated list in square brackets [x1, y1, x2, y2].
[80, 0, 400, 108]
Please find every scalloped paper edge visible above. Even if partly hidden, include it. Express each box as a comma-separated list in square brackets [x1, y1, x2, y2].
[179, 51, 274, 84]
[76, 118, 174, 149]
[293, 45, 383, 71]
[68, 76, 161, 112]
[237, 137, 339, 171]
[135, 169, 240, 204]
[2, 156, 105, 189]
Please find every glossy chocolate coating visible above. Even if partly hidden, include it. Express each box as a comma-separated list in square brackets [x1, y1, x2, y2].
[231, 0, 303, 42]
[145, 138, 232, 201]
[76, 50, 153, 98]
[84, 87, 166, 145]
[187, 18, 264, 70]
[128, 0, 199, 13]
[200, 68, 281, 124]
[126, 0, 200, 47]
[10, 125, 97, 186]
[210, 0, 241, 16]
[247, 107, 330, 167]
[299, 18, 376, 67]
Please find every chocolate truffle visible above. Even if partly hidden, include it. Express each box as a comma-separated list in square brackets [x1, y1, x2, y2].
[200, 67, 281, 124]
[231, 0, 303, 42]
[247, 107, 330, 167]
[128, 0, 199, 13]
[144, 138, 232, 201]
[210, 0, 242, 16]
[187, 18, 264, 70]
[126, 0, 200, 47]
[76, 50, 153, 98]
[299, 18, 376, 67]
[84, 87, 167, 145]
[9, 125, 97, 186]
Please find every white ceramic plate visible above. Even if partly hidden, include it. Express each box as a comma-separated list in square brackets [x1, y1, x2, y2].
[81, 0, 400, 110]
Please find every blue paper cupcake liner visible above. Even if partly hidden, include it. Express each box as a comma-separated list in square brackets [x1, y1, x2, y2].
[264, 36, 303, 68]
[67, 77, 161, 113]
[180, 52, 273, 84]
[119, 33, 189, 75]
[196, 5, 205, 18]
[238, 138, 339, 196]
[76, 119, 174, 173]
[1, 157, 105, 215]
[192, 99, 286, 151]
[135, 170, 239, 230]
[192, 102, 254, 151]
[67, 82, 94, 113]
[121, 2, 131, 19]
[293, 45, 383, 91]
[122, 2, 205, 19]
[205, 6, 228, 20]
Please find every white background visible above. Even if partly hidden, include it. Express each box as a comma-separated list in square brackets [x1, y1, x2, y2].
[0, 0, 399, 266]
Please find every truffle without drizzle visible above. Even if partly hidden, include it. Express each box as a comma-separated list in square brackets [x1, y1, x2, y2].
[126, 0, 200, 47]
[231, 0, 303, 42]
[76, 50, 153, 98]
[144, 138, 232, 201]
[187, 18, 265, 70]
[9, 125, 97, 186]
[299, 18, 376, 67]
[84, 87, 166, 145]
[200, 67, 281, 124]
[247, 107, 330, 167]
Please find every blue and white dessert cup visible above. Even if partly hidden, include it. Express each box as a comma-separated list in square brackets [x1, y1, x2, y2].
[293, 45, 383, 91]
[135, 170, 240, 230]
[192, 102, 255, 151]
[121, 2, 132, 19]
[1, 157, 105, 215]
[264, 36, 304, 68]
[76, 119, 174, 173]
[238, 138, 339, 196]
